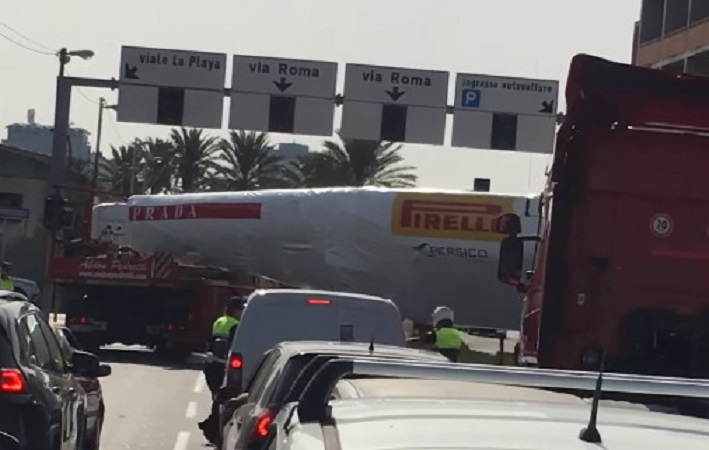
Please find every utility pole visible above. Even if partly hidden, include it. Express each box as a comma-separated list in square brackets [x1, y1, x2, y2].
[91, 97, 106, 196]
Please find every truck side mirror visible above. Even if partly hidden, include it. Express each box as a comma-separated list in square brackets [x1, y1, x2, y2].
[494, 213, 522, 235]
[497, 236, 525, 290]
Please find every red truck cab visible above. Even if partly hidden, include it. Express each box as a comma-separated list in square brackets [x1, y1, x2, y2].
[496, 54, 709, 378]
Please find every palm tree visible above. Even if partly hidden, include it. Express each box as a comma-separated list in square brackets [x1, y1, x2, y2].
[212, 130, 289, 190]
[138, 137, 175, 194]
[170, 127, 220, 192]
[99, 142, 144, 197]
[299, 133, 418, 188]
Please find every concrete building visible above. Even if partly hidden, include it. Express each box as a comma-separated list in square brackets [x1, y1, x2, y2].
[2, 110, 92, 162]
[0, 144, 91, 288]
[633, 0, 709, 70]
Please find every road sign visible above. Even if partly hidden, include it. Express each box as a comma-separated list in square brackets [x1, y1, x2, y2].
[451, 74, 559, 153]
[650, 214, 673, 237]
[340, 64, 449, 145]
[0, 207, 29, 221]
[117, 45, 227, 128]
[229, 55, 338, 136]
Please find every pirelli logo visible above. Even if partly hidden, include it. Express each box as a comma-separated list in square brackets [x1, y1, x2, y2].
[391, 193, 515, 241]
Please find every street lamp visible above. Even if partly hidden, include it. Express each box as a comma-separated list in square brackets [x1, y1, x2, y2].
[57, 48, 95, 77]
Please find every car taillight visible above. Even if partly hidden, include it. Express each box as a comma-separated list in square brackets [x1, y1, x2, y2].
[70, 317, 88, 325]
[249, 409, 274, 442]
[229, 353, 243, 370]
[306, 298, 331, 305]
[0, 369, 24, 393]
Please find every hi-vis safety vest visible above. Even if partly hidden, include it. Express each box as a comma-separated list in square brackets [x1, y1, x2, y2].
[212, 315, 239, 338]
[0, 277, 13, 291]
[433, 327, 464, 349]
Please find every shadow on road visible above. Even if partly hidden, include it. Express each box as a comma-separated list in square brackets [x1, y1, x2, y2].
[95, 346, 205, 371]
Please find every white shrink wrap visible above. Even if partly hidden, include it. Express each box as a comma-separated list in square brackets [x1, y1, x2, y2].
[96, 187, 540, 329]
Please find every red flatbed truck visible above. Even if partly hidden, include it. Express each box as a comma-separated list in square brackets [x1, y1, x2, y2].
[496, 54, 709, 378]
[48, 244, 270, 358]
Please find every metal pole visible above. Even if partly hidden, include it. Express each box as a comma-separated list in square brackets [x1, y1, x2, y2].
[0, 219, 7, 261]
[50, 51, 72, 190]
[129, 143, 137, 195]
[92, 98, 105, 193]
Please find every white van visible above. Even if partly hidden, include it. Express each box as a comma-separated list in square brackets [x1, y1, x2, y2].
[225, 289, 406, 392]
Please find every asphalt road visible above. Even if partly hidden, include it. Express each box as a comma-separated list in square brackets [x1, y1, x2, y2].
[97, 346, 213, 450]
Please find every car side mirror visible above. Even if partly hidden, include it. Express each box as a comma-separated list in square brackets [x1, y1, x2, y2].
[226, 392, 249, 410]
[70, 350, 100, 377]
[96, 364, 112, 378]
[497, 235, 526, 292]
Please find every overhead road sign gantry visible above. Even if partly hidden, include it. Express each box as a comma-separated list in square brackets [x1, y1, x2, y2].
[229, 55, 338, 136]
[340, 64, 449, 145]
[452, 74, 559, 154]
[117, 45, 227, 129]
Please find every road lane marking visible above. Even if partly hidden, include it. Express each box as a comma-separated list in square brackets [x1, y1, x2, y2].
[193, 375, 205, 394]
[173, 431, 190, 450]
[185, 401, 198, 419]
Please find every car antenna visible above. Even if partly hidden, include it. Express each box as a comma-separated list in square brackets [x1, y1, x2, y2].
[578, 350, 608, 444]
[369, 335, 375, 354]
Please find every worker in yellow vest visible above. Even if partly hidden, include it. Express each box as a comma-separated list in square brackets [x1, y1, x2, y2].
[0, 262, 14, 292]
[199, 296, 245, 444]
[425, 306, 465, 362]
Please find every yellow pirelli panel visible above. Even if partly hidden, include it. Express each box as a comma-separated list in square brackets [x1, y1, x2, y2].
[390, 192, 516, 242]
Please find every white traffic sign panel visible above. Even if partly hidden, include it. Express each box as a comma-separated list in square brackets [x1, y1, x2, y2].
[231, 55, 337, 97]
[340, 64, 449, 144]
[343, 64, 449, 107]
[119, 46, 226, 89]
[454, 74, 558, 116]
[451, 74, 559, 154]
[650, 214, 673, 237]
[229, 55, 337, 136]
[117, 46, 227, 129]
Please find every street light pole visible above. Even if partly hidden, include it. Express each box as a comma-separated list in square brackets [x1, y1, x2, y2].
[50, 47, 95, 191]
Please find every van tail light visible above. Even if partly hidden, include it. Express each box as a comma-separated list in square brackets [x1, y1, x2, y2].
[306, 298, 331, 305]
[228, 353, 243, 370]
[0, 369, 25, 393]
[248, 409, 274, 442]
[226, 353, 244, 396]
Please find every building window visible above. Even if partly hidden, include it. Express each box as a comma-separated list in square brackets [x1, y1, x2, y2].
[640, 0, 664, 44]
[687, 50, 709, 75]
[664, 0, 689, 35]
[0, 192, 23, 209]
[690, 0, 709, 23]
[473, 178, 491, 192]
[661, 59, 686, 72]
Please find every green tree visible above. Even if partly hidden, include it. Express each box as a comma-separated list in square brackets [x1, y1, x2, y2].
[137, 137, 175, 194]
[99, 142, 144, 197]
[212, 130, 289, 190]
[170, 127, 220, 192]
[299, 133, 418, 188]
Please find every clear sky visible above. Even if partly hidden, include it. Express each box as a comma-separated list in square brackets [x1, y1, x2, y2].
[1, 0, 640, 194]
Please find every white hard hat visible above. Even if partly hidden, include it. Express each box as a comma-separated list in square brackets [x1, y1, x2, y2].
[431, 306, 454, 325]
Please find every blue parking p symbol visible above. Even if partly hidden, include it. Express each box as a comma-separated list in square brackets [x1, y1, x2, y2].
[461, 89, 481, 108]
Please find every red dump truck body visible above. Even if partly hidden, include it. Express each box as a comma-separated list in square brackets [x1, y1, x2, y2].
[497, 54, 709, 377]
[48, 248, 262, 357]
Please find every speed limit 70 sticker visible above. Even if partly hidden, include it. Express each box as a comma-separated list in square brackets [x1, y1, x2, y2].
[650, 214, 673, 238]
